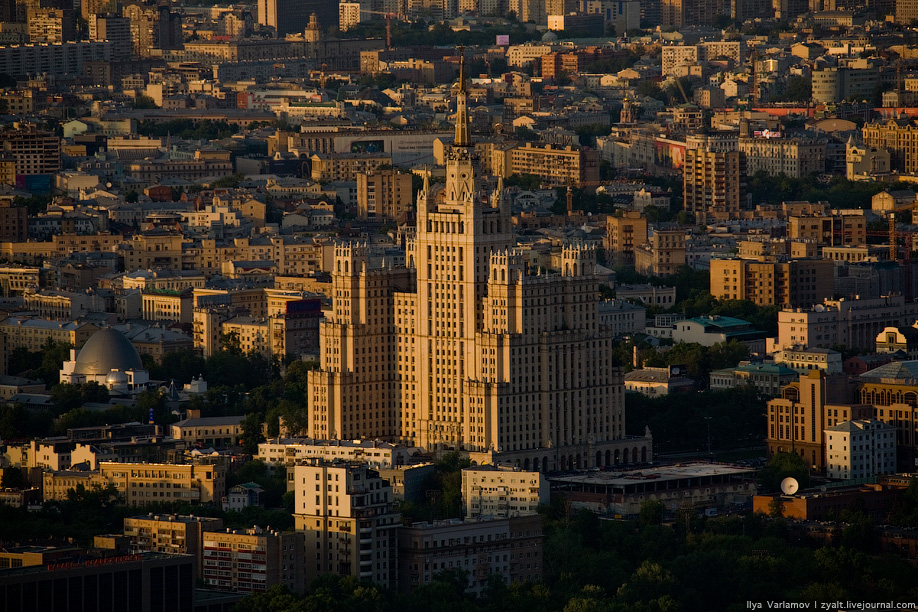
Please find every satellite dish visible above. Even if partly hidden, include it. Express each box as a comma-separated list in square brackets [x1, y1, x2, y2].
[780, 477, 799, 495]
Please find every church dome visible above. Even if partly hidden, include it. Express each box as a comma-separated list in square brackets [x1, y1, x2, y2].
[542, 30, 558, 42]
[74, 328, 143, 376]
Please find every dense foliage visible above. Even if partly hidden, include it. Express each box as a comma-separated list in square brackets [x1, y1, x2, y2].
[230, 506, 918, 612]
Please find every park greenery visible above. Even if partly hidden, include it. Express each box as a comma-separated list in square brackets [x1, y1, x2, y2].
[228, 502, 918, 612]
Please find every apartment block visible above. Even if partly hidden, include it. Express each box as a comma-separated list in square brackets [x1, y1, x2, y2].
[786, 211, 866, 246]
[292, 461, 400, 588]
[824, 419, 896, 480]
[0, 316, 98, 354]
[42, 461, 226, 507]
[461, 466, 548, 519]
[683, 149, 746, 222]
[709, 257, 835, 308]
[863, 119, 918, 174]
[738, 137, 826, 178]
[261, 438, 420, 469]
[634, 228, 686, 277]
[508, 143, 600, 188]
[0, 126, 60, 175]
[605, 211, 648, 267]
[123, 514, 224, 578]
[310, 152, 392, 182]
[356, 169, 414, 221]
[202, 527, 305, 594]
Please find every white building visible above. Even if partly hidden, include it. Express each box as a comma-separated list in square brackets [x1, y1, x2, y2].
[773, 347, 843, 374]
[461, 466, 547, 519]
[259, 438, 420, 468]
[59, 327, 150, 394]
[598, 299, 647, 336]
[824, 419, 896, 480]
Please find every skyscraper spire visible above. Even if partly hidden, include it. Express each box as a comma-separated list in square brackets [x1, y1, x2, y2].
[454, 45, 471, 147]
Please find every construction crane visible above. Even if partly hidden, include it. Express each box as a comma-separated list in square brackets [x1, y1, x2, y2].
[359, 9, 395, 50]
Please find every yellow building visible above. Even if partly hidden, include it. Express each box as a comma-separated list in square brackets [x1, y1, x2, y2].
[0, 316, 97, 353]
[461, 466, 548, 519]
[310, 152, 391, 182]
[508, 142, 600, 188]
[123, 514, 224, 578]
[683, 149, 745, 222]
[356, 169, 413, 221]
[0, 126, 60, 175]
[709, 257, 835, 308]
[862, 119, 918, 173]
[292, 461, 399, 588]
[605, 211, 648, 267]
[141, 289, 193, 324]
[202, 527, 305, 594]
[786, 211, 866, 246]
[634, 228, 686, 277]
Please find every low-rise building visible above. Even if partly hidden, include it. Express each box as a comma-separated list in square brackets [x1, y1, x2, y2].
[773, 347, 843, 374]
[123, 513, 224, 578]
[398, 515, 543, 596]
[260, 438, 420, 469]
[461, 466, 547, 519]
[672, 316, 766, 352]
[709, 363, 798, 397]
[624, 367, 695, 396]
[551, 463, 757, 517]
[170, 416, 244, 448]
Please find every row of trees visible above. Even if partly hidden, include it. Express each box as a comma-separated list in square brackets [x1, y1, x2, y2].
[230, 502, 918, 612]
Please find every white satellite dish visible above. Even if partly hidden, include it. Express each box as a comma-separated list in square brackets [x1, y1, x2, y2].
[780, 477, 799, 495]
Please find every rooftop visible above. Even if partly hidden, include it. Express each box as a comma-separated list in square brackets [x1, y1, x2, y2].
[551, 463, 755, 486]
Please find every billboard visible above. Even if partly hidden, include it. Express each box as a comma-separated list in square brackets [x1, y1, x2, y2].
[350, 139, 385, 153]
[496, 34, 510, 46]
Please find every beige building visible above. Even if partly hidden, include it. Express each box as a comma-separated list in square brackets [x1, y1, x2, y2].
[683, 149, 746, 222]
[786, 211, 866, 246]
[170, 416, 245, 448]
[356, 169, 414, 221]
[738, 137, 826, 178]
[292, 461, 399, 588]
[863, 120, 918, 174]
[508, 143, 600, 188]
[847, 141, 891, 181]
[260, 438, 419, 468]
[42, 461, 226, 507]
[123, 514, 224, 578]
[634, 228, 686, 277]
[0, 316, 97, 353]
[202, 527, 305, 594]
[605, 211, 647, 268]
[773, 347, 843, 374]
[776, 295, 918, 351]
[310, 152, 391, 182]
[141, 289, 193, 324]
[709, 257, 835, 308]
[461, 466, 548, 519]
[306, 64, 646, 471]
[398, 515, 543, 595]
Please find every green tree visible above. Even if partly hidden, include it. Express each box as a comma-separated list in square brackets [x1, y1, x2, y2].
[759, 452, 810, 493]
[240, 412, 265, 454]
[133, 95, 159, 109]
[639, 500, 665, 527]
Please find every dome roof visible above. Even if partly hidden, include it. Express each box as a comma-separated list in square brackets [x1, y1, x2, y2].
[74, 328, 143, 376]
[105, 370, 129, 384]
[542, 30, 558, 42]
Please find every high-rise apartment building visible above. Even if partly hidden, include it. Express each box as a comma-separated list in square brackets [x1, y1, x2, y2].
[292, 460, 400, 588]
[202, 527, 305, 594]
[123, 514, 224, 578]
[89, 15, 132, 59]
[26, 7, 74, 43]
[0, 127, 60, 175]
[683, 148, 746, 223]
[258, 0, 338, 35]
[307, 53, 645, 470]
[356, 169, 414, 221]
[605, 211, 648, 267]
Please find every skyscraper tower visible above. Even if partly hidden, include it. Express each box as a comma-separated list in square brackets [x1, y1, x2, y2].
[307, 48, 650, 470]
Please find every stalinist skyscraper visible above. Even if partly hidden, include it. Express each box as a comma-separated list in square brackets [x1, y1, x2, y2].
[307, 50, 650, 471]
